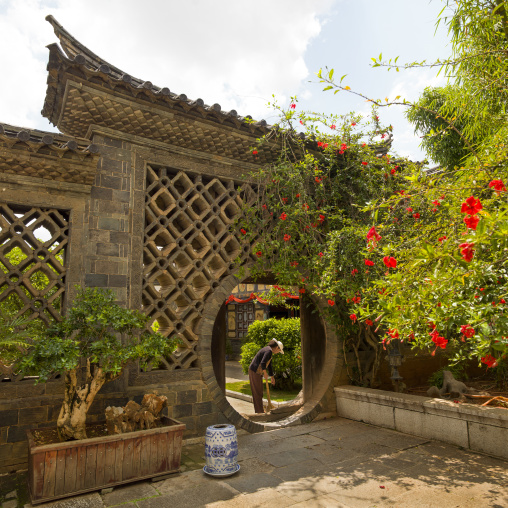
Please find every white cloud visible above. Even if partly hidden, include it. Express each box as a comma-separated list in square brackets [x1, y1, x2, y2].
[0, 0, 335, 131]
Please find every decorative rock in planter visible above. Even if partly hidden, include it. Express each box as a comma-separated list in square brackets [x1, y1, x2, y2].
[203, 424, 239, 477]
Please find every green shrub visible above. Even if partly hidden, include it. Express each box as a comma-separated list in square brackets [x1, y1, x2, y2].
[240, 318, 301, 389]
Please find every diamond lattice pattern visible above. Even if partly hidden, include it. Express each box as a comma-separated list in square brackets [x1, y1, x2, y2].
[0, 203, 68, 380]
[143, 166, 257, 370]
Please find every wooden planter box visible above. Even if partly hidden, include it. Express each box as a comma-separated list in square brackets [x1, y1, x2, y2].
[27, 417, 185, 505]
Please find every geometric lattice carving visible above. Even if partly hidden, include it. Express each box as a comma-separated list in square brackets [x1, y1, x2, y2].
[0, 203, 68, 380]
[143, 166, 257, 370]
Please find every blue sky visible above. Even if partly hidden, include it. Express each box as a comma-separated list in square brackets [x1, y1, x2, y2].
[0, 0, 451, 161]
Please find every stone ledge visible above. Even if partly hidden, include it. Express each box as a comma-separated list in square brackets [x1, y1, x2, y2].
[335, 385, 508, 460]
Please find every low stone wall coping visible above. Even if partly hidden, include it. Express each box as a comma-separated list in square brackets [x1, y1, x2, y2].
[334, 385, 508, 429]
[335, 385, 508, 460]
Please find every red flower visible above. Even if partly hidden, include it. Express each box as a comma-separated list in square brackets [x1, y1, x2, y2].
[300, 120, 304, 125]
[303, 203, 310, 210]
[364, 259, 375, 266]
[383, 256, 397, 268]
[311, 223, 317, 228]
[315, 177, 322, 183]
[351, 268, 358, 276]
[460, 324, 475, 338]
[282, 197, 288, 204]
[366, 226, 382, 246]
[299, 288, 305, 294]
[464, 214, 480, 230]
[295, 193, 300, 198]
[459, 242, 475, 262]
[413, 213, 420, 219]
[430, 330, 448, 355]
[461, 196, 482, 216]
[351, 122, 356, 127]
[406, 207, 413, 213]
[460, 324, 474, 341]
[252, 150, 258, 155]
[438, 236, 447, 243]
[284, 234, 291, 242]
[388, 329, 399, 339]
[432, 200, 441, 207]
[500, 299, 506, 304]
[361, 161, 368, 166]
[262, 204, 267, 209]
[488, 179, 506, 193]
[280, 212, 287, 220]
[290, 103, 296, 109]
[290, 261, 298, 267]
[390, 168, 396, 175]
[331, 124, 336, 130]
[318, 252, 324, 258]
[328, 299, 335, 306]
[317, 141, 323, 147]
[319, 214, 325, 223]
[256, 251, 262, 257]
[481, 354, 498, 368]
[349, 313, 357, 322]
[352, 296, 361, 304]
[240, 228, 247, 235]
[365, 319, 373, 326]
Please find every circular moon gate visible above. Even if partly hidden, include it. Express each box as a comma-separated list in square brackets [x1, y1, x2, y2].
[197, 271, 341, 432]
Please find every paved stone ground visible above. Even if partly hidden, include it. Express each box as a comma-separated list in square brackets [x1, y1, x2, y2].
[14, 416, 508, 508]
[225, 361, 248, 385]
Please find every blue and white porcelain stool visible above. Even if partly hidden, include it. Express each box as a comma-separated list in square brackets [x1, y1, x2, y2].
[203, 424, 240, 477]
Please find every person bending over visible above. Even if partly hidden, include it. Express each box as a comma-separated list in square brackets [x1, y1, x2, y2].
[248, 339, 284, 413]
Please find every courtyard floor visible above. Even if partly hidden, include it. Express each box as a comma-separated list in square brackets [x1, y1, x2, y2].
[4, 415, 507, 508]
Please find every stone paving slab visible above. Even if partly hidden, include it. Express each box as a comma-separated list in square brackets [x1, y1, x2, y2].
[137, 482, 239, 508]
[102, 482, 159, 506]
[206, 487, 295, 507]
[14, 416, 508, 508]
[24, 492, 104, 508]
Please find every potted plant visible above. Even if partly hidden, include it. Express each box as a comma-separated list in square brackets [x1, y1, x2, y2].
[20, 287, 184, 504]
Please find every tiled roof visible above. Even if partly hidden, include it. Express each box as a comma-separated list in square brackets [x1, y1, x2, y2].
[0, 123, 100, 186]
[41, 16, 392, 164]
[43, 15, 270, 136]
[0, 123, 99, 154]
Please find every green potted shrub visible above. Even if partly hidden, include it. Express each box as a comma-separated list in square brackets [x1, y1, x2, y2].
[21, 287, 184, 503]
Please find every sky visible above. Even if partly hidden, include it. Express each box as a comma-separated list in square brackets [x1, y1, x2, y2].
[0, 0, 452, 161]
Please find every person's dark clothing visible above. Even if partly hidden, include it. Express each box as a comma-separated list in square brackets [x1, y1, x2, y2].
[248, 368, 264, 413]
[248, 346, 274, 377]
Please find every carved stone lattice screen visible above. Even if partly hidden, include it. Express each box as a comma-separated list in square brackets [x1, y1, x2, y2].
[143, 166, 256, 370]
[0, 203, 68, 380]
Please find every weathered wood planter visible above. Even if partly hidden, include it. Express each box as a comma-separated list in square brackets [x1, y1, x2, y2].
[27, 417, 185, 505]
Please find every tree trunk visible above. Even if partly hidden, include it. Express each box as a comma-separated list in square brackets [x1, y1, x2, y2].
[57, 366, 107, 441]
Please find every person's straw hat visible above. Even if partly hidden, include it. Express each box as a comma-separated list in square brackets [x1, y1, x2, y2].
[275, 340, 284, 354]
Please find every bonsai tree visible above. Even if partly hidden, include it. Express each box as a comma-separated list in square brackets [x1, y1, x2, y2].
[21, 287, 178, 441]
[240, 317, 302, 390]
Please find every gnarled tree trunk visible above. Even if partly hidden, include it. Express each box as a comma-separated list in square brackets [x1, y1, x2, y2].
[57, 361, 111, 441]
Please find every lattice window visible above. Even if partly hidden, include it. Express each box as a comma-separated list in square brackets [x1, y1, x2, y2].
[235, 303, 255, 339]
[143, 166, 257, 370]
[0, 203, 68, 381]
